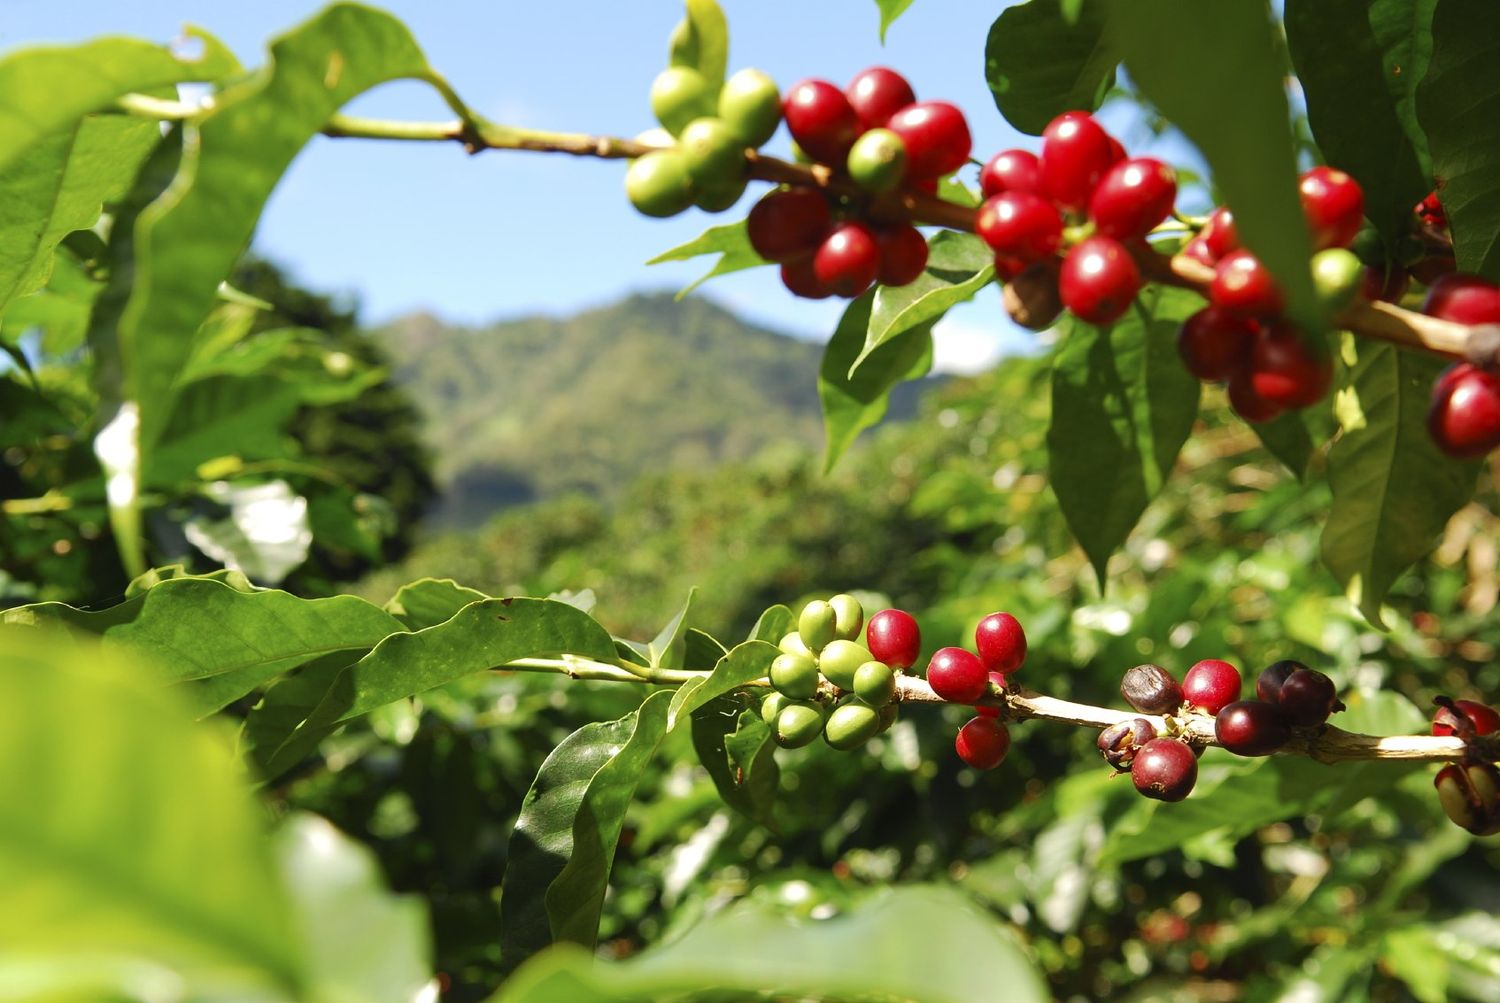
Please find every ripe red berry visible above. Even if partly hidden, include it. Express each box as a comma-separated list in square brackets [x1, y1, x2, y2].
[846, 66, 915, 132]
[1227, 370, 1283, 423]
[926, 646, 988, 704]
[1432, 699, 1500, 737]
[1214, 700, 1290, 757]
[866, 608, 921, 670]
[976, 192, 1063, 261]
[955, 716, 1011, 769]
[1182, 659, 1242, 715]
[886, 101, 971, 180]
[975, 671, 1009, 717]
[1248, 321, 1332, 409]
[1181, 235, 1217, 268]
[746, 188, 831, 263]
[1040, 111, 1116, 211]
[1089, 158, 1178, 240]
[782, 79, 861, 166]
[874, 224, 929, 287]
[1298, 166, 1365, 250]
[780, 256, 834, 299]
[1106, 135, 1126, 165]
[975, 612, 1027, 674]
[1276, 668, 1343, 727]
[1429, 363, 1500, 458]
[1131, 738, 1198, 802]
[1176, 306, 1257, 382]
[1417, 190, 1447, 228]
[1211, 250, 1285, 317]
[979, 148, 1043, 198]
[1255, 660, 1305, 703]
[813, 222, 881, 298]
[1200, 207, 1240, 260]
[1421, 273, 1500, 324]
[1059, 236, 1142, 325]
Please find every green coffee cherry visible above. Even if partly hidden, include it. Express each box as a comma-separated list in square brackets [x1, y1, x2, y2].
[847, 128, 907, 193]
[1311, 247, 1363, 313]
[678, 117, 747, 186]
[719, 67, 781, 147]
[852, 660, 896, 707]
[625, 150, 695, 218]
[778, 632, 812, 658]
[760, 691, 790, 727]
[818, 639, 875, 691]
[651, 66, 717, 136]
[828, 593, 864, 641]
[775, 701, 825, 748]
[824, 699, 881, 750]
[770, 651, 820, 700]
[694, 176, 747, 213]
[798, 600, 838, 652]
[633, 127, 675, 150]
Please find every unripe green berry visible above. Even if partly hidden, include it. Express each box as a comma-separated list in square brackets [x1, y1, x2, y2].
[760, 691, 790, 727]
[1311, 247, 1363, 313]
[719, 68, 781, 147]
[775, 701, 825, 748]
[818, 639, 875, 691]
[824, 699, 881, 750]
[625, 150, 695, 218]
[798, 600, 838, 652]
[846, 128, 907, 193]
[828, 593, 864, 641]
[778, 632, 812, 658]
[678, 116, 748, 186]
[852, 660, 896, 707]
[651, 66, 716, 136]
[694, 176, 747, 213]
[770, 651, 820, 699]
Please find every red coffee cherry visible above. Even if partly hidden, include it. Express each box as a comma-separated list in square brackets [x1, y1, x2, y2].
[1120, 663, 1184, 715]
[1182, 659, 1242, 715]
[1247, 320, 1332, 409]
[780, 256, 834, 300]
[1211, 250, 1285, 317]
[1432, 699, 1500, 737]
[1176, 306, 1257, 382]
[1277, 668, 1342, 726]
[926, 646, 989, 704]
[1106, 135, 1127, 165]
[1416, 190, 1447, 228]
[955, 716, 1011, 769]
[747, 188, 832, 263]
[1040, 111, 1116, 211]
[1215, 699, 1290, 757]
[974, 612, 1027, 675]
[1435, 762, 1500, 836]
[1059, 236, 1142, 325]
[846, 66, 916, 132]
[866, 608, 921, 670]
[1227, 371, 1283, 424]
[975, 671, 1009, 717]
[1181, 235, 1218, 268]
[1422, 273, 1500, 325]
[1089, 158, 1178, 240]
[979, 148, 1044, 198]
[976, 192, 1064, 261]
[1429, 363, 1500, 458]
[1298, 166, 1366, 250]
[875, 224, 929, 287]
[1131, 738, 1199, 802]
[1200, 207, 1240, 260]
[814, 222, 881, 298]
[886, 101, 972, 180]
[782, 78, 861, 165]
[1255, 660, 1305, 703]
[1098, 717, 1157, 771]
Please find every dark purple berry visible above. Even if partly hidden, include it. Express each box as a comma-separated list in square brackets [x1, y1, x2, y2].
[1254, 660, 1306, 703]
[1131, 738, 1198, 802]
[1277, 668, 1341, 726]
[1214, 700, 1290, 757]
[1097, 717, 1157, 771]
[1120, 663, 1184, 715]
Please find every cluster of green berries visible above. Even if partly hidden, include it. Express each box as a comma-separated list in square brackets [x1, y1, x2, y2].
[923, 612, 1028, 771]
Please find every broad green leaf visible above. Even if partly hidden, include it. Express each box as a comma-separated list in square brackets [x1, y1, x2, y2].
[1321, 341, 1480, 625]
[493, 886, 1048, 1003]
[1284, 0, 1433, 245]
[668, 0, 729, 91]
[646, 587, 696, 668]
[1416, 0, 1500, 280]
[1368, 0, 1438, 177]
[645, 220, 766, 298]
[1249, 407, 1317, 480]
[859, 231, 994, 371]
[682, 627, 729, 669]
[748, 603, 793, 643]
[985, 0, 1117, 135]
[667, 638, 779, 728]
[820, 292, 934, 471]
[1108, 0, 1319, 331]
[501, 693, 672, 969]
[691, 698, 780, 829]
[1047, 286, 1202, 586]
[384, 577, 489, 630]
[875, 0, 917, 42]
[125, 563, 257, 598]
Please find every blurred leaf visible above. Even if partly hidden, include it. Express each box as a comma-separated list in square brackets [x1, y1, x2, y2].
[820, 292, 934, 471]
[1383, 927, 1451, 1003]
[182, 479, 313, 585]
[384, 577, 489, 630]
[860, 231, 993, 371]
[691, 699, 780, 829]
[875, 0, 916, 42]
[985, 0, 1117, 135]
[667, 638, 778, 728]
[668, 0, 728, 91]
[748, 603, 793, 643]
[1249, 406, 1317, 480]
[647, 587, 696, 669]
[645, 220, 765, 298]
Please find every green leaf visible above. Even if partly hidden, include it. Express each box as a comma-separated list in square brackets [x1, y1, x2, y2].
[820, 292, 934, 471]
[502, 692, 673, 969]
[646, 587, 696, 669]
[1382, 927, 1451, 1003]
[748, 603, 793, 643]
[493, 886, 1048, 1003]
[1321, 340, 1480, 625]
[1108, 0, 1320, 331]
[858, 231, 994, 371]
[692, 700, 781, 829]
[1284, 0, 1433, 245]
[383, 577, 489, 630]
[1416, 0, 1500, 280]
[645, 220, 765, 298]
[667, 638, 779, 729]
[985, 0, 1117, 135]
[668, 0, 729, 91]
[1046, 286, 1202, 586]
[1249, 407, 1317, 480]
[874, 0, 917, 42]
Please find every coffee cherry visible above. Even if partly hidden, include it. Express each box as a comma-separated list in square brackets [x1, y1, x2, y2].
[1089, 158, 1178, 240]
[1360, 264, 1411, 304]
[719, 68, 782, 147]
[1120, 663, 1185, 715]
[760, 691, 790, 727]
[1417, 190, 1447, 227]
[1176, 307, 1257, 382]
[1277, 668, 1341, 726]
[779, 631, 812, 658]
[1298, 166, 1365, 250]
[775, 701, 826, 748]
[1200, 207, 1240, 260]
[1429, 363, 1500, 458]
[1131, 738, 1199, 801]
[886, 101, 971, 180]
[1098, 717, 1157, 771]
[846, 66, 916, 132]
[819, 639, 877, 691]
[828, 593, 865, 641]
[1432, 699, 1500, 737]
[694, 177, 748, 214]
[1311, 247, 1363, 313]
[1435, 761, 1500, 836]
[956, 716, 1011, 769]
[798, 600, 838, 652]
[651, 66, 717, 135]
[1248, 320, 1332, 410]
[1422, 273, 1500, 324]
[853, 660, 896, 707]
[1039, 111, 1116, 211]
[875, 224, 929, 287]
[975, 612, 1027, 674]
[1002, 260, 1063, 331]
[1211, 250, 1285, 317]
[747, 188, 831, 263]
[847, 128, 908, 193]
[780, 256, 834, 300]
[1181, 235, 1218, 268]
[866, 609, 921, 670]
[976, 192, 1064, 261]
[1227, 370, 1283, 424]
[975, 671, 1008, 717]
[1255, 660, 1306, 703]
[1182, 659, 1242, 715]
[624, 151, 696, 218]
[814, 223, 882, 299]
[979, 148, 1043, 198]
[782, 79, 860, 165]
[926, 646, 988, 704]
[678, 118, 747, 189]
[824, 699, 882, 750]
[1059, 236, 1143, 325]
[1214, 700, 1290, 757]
[770, 652, 820, 700]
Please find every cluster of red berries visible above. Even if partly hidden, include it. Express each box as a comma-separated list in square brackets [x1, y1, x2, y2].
[920, 612, 1027, 770]
[1422, 273, 1500, 457]
[1432, 698, 1500, 836]
[747, 67, 970, 300]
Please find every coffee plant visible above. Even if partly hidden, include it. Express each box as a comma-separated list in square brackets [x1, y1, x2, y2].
[3, 0, 1500, 1000]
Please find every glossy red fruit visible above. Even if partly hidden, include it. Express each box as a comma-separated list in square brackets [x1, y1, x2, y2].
[1059, 236, 1142, 325]
[1227, 371, 1283, 423]
[1422, 273, 1500, 324]
[866, 608, 921, 670]
[1215, 700, 1290, 757]
[746, 189, 832, 263]
[782, 79, 861, 165]
[976, 192, 1064, 261]
[846, 66, 916, 132]
[1417, 190, 1447, 228]
[1131, 738, 1198, 802]
[1432, 699, 1500, 737]
[780, 256, 834, 299]
[1176, 306, 1258, 381]
[993, 254, 1030, 281]
[975, 671, 1009, 717]
[1040, 111, 1116, 211]
[1182, 659, 1242, 715]
[1428, 363, 1500, 458]
[975, 612, 1027, 674]
[1211, 250, 1285, 316]
[1089, 158, 1178, 240]
[814, 222, 881, 298]
[1278, 668, 1342, 726]
[1255, 660, 1306, 703]
[886, 101, 972, 180]
[1106, 135, 1127, 165]
[1299, 166, 1366, 250]
[926, 646, 988, 704]
[979, 148, 1043, 198]
[875, 224, 929, 286]
[956, 716, 1011, 769]
[1360, 265, 1410, 303]
[1248, 321, 1332, 409]
[1181, 235, 1218, 268]
[1201, 207, 1240, 260]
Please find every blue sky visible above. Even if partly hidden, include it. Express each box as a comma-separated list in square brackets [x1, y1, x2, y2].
[3, 1, 1185, 373]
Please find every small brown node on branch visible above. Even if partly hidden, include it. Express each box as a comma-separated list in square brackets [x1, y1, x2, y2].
[1463, 324, 1500, 372]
